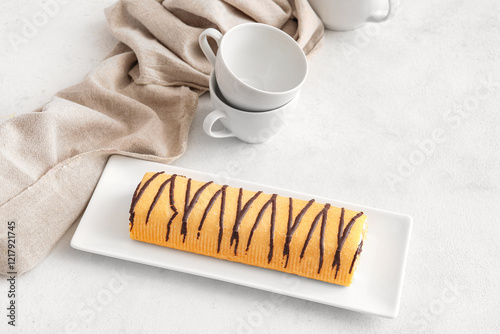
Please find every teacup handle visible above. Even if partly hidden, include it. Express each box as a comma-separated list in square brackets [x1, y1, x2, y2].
[199, 28, 223, 66]
[203, 109, 234, 139]
[367, 0, 392, 23]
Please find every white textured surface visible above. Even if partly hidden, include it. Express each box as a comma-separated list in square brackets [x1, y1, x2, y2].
[0, 0, 499, 333]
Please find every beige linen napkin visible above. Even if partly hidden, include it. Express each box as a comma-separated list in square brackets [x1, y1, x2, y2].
[0, 0, 323, 276]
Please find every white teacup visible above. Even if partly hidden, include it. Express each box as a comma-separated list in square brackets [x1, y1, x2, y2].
[199, 23, 307, 112]
[203, 72, 298, 144]
[308, 0, 392, 31]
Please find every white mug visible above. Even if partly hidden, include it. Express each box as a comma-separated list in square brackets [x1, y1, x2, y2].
[203, 72, 298, 144]
[308, 0, 392, 31]
[199, 23, 307, 112]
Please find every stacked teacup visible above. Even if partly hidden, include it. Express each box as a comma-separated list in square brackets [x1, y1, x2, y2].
[199, 23, 308, 144]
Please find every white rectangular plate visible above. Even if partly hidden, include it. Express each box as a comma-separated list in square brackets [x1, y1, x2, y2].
[71, 155, 412, 318]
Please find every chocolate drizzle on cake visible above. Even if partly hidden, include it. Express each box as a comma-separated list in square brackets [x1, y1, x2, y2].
[283, 198, 315, 268]
[129, 171, 164, 231]
[146, 178, 171, 225]
[197, 185, 226, 240]
[349, 240, 364, 274]
[129, 183, 141, 231]
[317, 204, 331, 274]
[217, 186, 228, 253]
[165, 174, 178, 241]
[131, 173, 366, 278]
[230, 188, 262, 256]
[246, 194, 278, 263]
[267, 196, 277, 264]
[331, 209, 364, 278]
[300, 203, 331, 274]
[181, 179, 213, 242]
